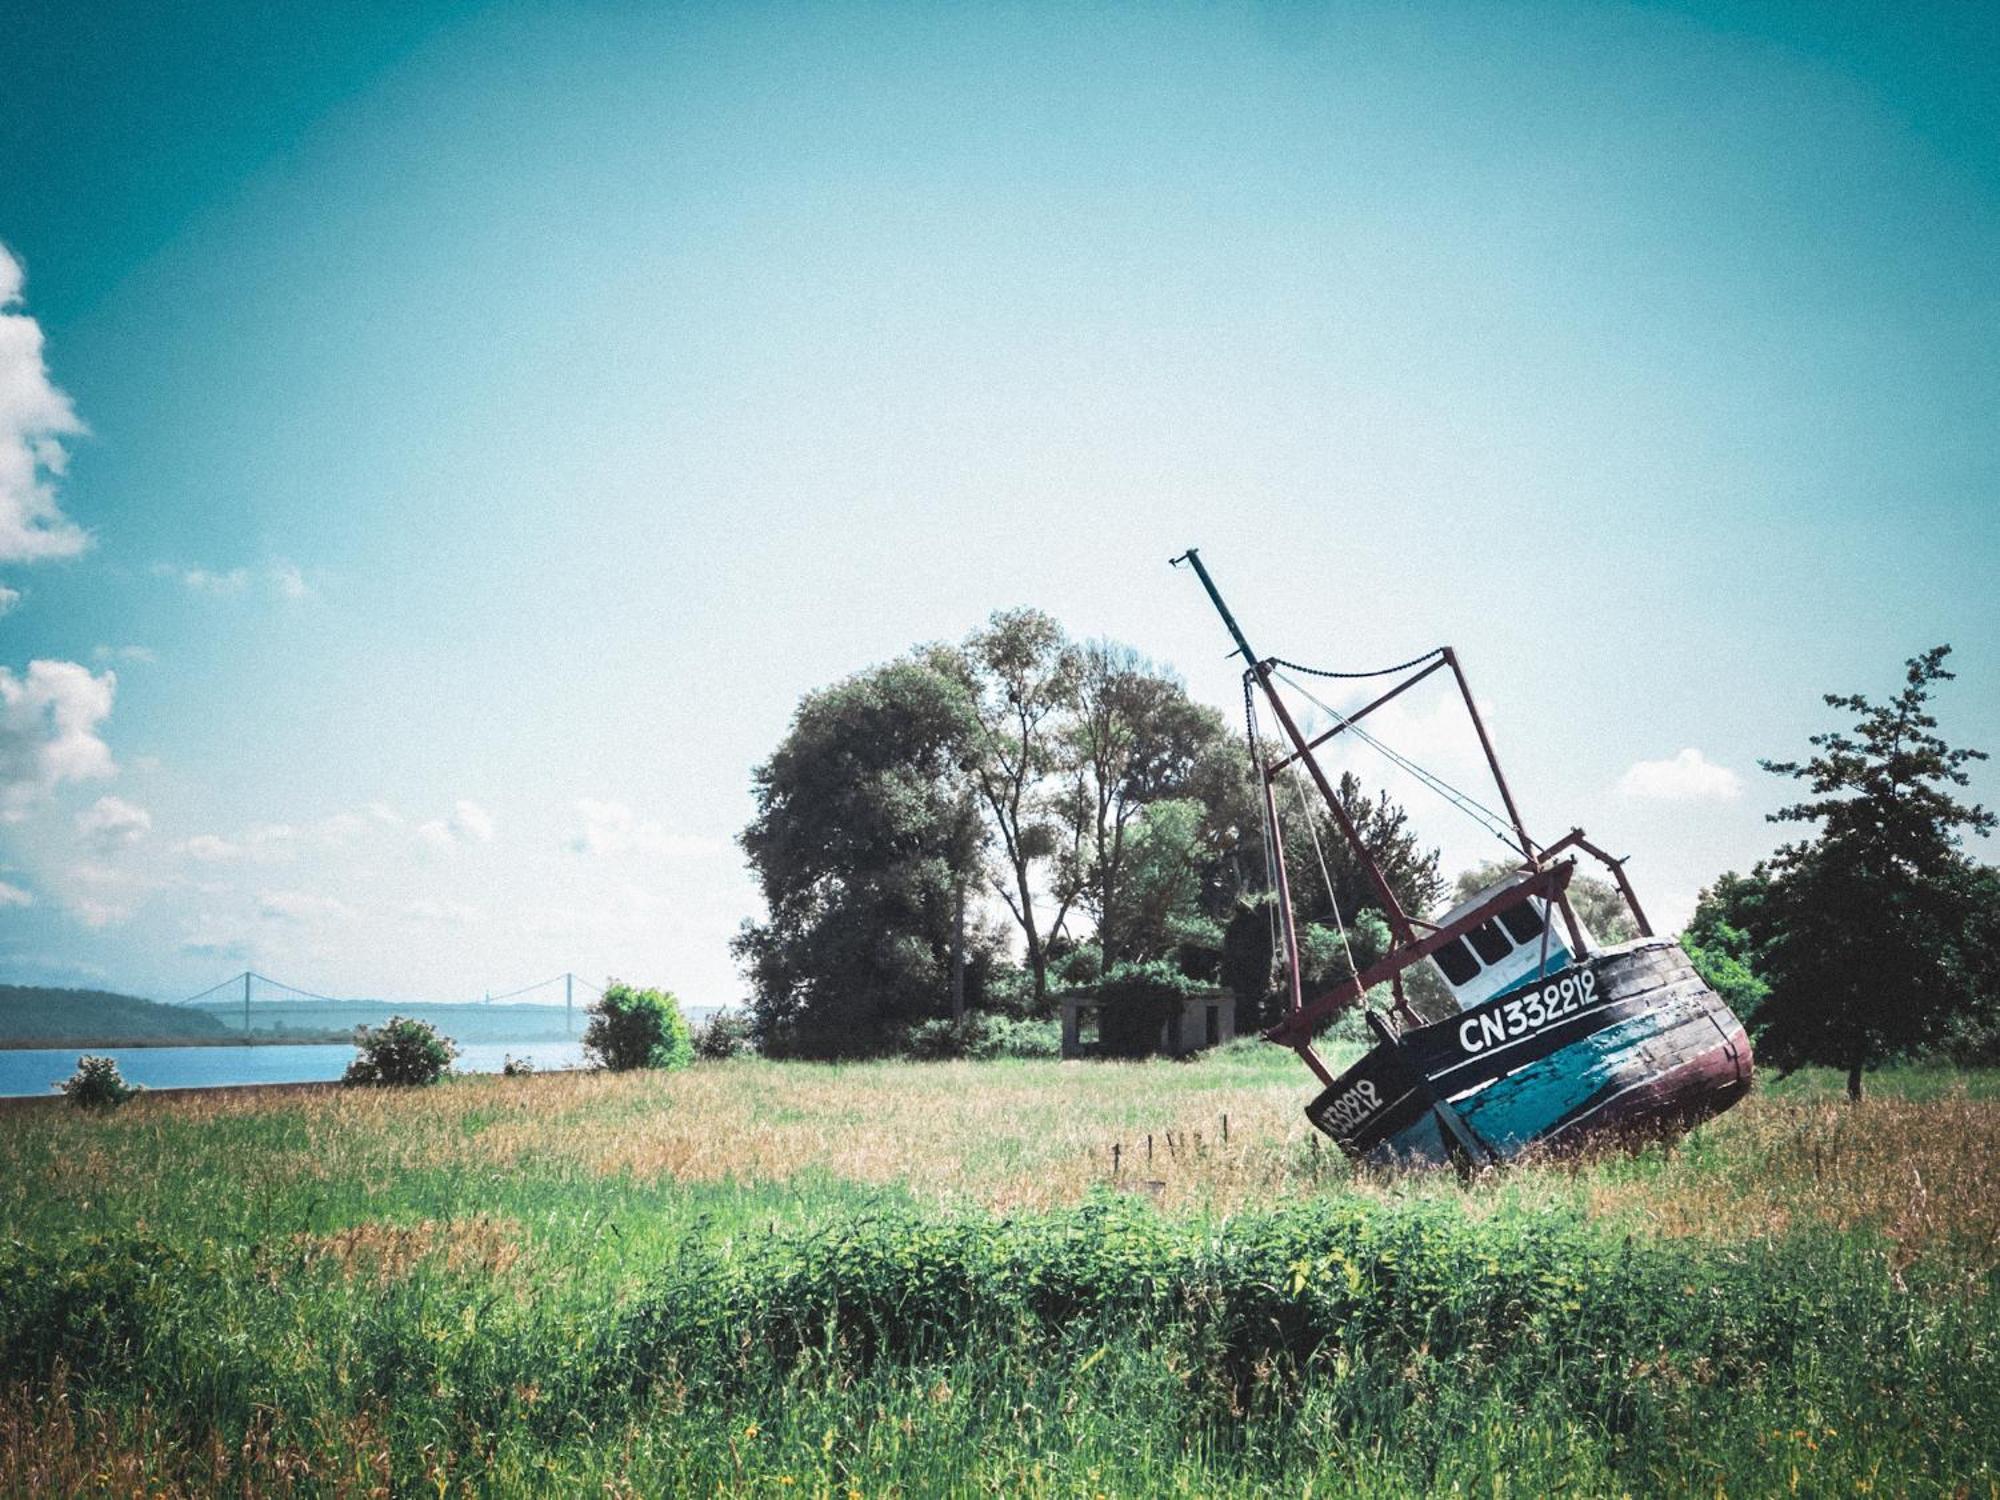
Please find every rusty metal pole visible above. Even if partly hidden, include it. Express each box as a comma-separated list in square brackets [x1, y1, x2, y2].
[1173, 549, 1414, 946]
[1261, 767, 1305, 1017]
[1441, 647, 1535, 860]
[1442, 646, 1589, 955]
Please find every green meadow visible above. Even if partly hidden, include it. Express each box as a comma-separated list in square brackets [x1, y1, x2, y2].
[3, 1050, 1997, 1497]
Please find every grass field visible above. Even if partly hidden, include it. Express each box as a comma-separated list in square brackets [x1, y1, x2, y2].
[3, 1047, 1997, 1496]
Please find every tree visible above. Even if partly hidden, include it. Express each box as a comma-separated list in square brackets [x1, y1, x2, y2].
[1055, 643, 1242, 968]
[583, 982, 694, 1071]
[1753, 646, 1993, 1100]
[343, 1017, 455, 1086]
[1680, 871, 1772, 1021]
[734, 659, 996, 1057]
[1292, 772, 1446, 929]
[934, 610, 1081, 1008]
[1452, 857, 1639, 946]
[692, 1008, 755, 1061]
[60, 1054, 140, 1110]
[1240, 770, 1445, 1023]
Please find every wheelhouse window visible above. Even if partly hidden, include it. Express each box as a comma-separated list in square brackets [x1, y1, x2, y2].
[1499, 901, 1546, 945]
[1434, 937, 1481, 986]
[1467, 919, 1513, 965]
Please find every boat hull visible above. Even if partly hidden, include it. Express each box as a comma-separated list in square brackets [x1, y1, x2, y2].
[1306, 939, 1751, 1168]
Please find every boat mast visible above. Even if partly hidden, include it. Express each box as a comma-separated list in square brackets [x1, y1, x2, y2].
[1172, 549, 1416, 946]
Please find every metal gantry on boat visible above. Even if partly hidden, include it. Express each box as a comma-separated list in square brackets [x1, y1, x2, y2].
[1173, 548, 1752, 1170]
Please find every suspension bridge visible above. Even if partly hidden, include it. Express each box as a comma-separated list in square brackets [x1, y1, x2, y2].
[173, 971, 607, 1036]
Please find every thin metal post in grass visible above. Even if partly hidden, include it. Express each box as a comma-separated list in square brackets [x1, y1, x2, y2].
[1147, 1133, 1153, 1163]
[1223, 1113, 1229, 1143]
[1112, 1142, 1121, 1178]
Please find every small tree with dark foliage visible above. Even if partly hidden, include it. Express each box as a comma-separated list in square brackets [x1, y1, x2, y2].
[1754, 646, 1993, 1100]
[692, 1007, 754, 1061]
[584, 981, 693, 1072]
[61, 1054, 141, 1110]
[343, 1017, 456, 1086]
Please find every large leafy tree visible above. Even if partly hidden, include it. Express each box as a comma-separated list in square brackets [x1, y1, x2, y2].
[931, 610, 1082, 1007]
[1753, 645, 1993, 1099]
[1056, 642, 1247, 968]
[733, 660, 992, 1057]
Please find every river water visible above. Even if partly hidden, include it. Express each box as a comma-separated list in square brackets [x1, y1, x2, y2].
[0, 1040, 593, 1098]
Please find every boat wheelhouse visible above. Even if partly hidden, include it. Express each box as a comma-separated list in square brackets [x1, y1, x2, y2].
[1173, 548, 1751, 1170]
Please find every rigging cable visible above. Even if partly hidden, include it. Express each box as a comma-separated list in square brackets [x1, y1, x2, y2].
[1243, 677, 1284, 987]
[1285, 759, 1361, 991]
[1270, 667, 1526, 853]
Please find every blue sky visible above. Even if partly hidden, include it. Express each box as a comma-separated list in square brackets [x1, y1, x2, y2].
[1, 0, 1994, 1005]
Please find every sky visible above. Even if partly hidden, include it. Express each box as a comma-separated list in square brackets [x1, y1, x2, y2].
[0, 0, 1995, 1006]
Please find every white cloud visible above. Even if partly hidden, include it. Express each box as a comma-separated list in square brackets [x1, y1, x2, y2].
[270, 561, 311, 600]
[76, 794, 151, 853]
[0, 659, 117, 811]
[570, 798, 731, 859]
[0, 246, 89, 564]
[0, 585, 18, 617]
[68, 897, 127, 929]
[91, 644, 155, 665]
[178, 822, 297, 863]
[418, 799, 496, 849]
[1618, 747, 1744, 802]
[452, 799, 495, 842]
[258, 889, 356, 924]
[165, 564, 250, 595]
[155, 560, 313, 601]
[570, 798, 662, 856]
[0, 879, 31, 907]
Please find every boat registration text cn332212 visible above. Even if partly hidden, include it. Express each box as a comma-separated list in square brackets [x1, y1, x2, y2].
[1316, 1077, 1383, 1136]
[1456, 969, 1600, 1057]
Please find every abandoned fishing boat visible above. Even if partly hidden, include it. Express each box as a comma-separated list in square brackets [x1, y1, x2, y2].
[1174, 549, 1752, 1169]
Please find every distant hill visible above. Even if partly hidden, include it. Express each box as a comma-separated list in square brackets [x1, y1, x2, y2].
[0, 984, 248, 1046]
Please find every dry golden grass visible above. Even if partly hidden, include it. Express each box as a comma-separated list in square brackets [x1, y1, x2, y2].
[1580, 1086, 2000, 1277]
[467, 1058, 1340, 1214]
[11, 1055, 1998, 1276]
[293, 1214, 524, 1285]
[0, 1367, 395, 1499]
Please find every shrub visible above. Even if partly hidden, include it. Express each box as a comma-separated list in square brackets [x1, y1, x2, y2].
[501, 1054, 535, 1077]
[59, 1054, 140, 1111]
[899, 1014, 1061, 1060]
[1093, 960, 1207, 1057]
[583, 982, 693, 1072]
[342, 1016, 455, 1086]
[692, 1007, 754, 1061]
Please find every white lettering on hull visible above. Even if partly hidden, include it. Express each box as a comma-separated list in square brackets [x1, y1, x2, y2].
[1457, 969, 1599, 1056]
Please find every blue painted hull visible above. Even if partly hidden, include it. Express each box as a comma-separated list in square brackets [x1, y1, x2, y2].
[1306, 939, 1752, 1168]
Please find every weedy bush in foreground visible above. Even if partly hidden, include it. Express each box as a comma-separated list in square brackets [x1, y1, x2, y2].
[59, 1054, 140, 1111]
[342, 1016, 456, 1086]
[1, 1193, 1993, 1495]
[584, 981, 693, 1071]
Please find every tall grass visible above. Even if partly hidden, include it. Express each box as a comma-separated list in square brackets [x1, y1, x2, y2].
[1, 1056, 1996, 1495]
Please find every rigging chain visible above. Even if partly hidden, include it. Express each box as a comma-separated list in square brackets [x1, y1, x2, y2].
[1265, 647, 1446, 681]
